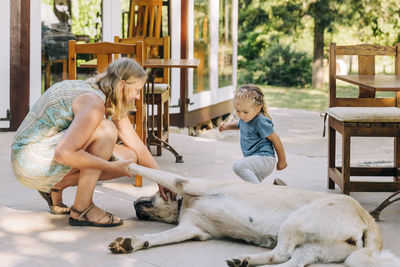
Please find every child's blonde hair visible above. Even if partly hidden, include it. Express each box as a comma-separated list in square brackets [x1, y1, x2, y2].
[88, 57, 146, 120]
[234, 84, 272, 120]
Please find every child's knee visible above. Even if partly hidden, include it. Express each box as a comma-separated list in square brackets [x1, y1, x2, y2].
[232, 161, 245, 175]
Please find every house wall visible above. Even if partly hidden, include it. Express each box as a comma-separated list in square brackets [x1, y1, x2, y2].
[169, 0, 182, 115]
[102, 0, 121, 42]
[1, 0, 41, 129]
[0, 0, 10, 128]
[31, 0, 42, 108]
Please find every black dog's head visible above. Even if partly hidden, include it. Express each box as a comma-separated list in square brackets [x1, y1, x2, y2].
[134, 191, 182, 224]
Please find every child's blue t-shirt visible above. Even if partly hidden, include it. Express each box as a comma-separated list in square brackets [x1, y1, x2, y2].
[237, 114, 275, 157]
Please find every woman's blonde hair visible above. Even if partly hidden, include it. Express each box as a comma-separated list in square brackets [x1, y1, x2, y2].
[88, 57, 146, 120]
[234, 84, 272, 120]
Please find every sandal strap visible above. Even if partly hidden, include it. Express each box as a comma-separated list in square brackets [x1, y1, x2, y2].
[79, 203, 96, 220]
[58, 203, 69, 208]
[102, 211, 118, 224]
[70, 203, 96, 220]
[70, 204, 120, 224]
[50, 188, 63, 193]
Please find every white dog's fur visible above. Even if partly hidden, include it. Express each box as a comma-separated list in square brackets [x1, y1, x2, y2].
[109, 163, 400, 267]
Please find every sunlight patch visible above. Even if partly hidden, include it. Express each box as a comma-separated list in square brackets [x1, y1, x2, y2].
[38, 230, 83, 242]
[0, 213, 54, 234]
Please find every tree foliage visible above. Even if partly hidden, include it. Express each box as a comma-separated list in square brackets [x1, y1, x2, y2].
[239, 42, 312, 87]
[71, 0, 102, 41]
[238, 0, 400, 88]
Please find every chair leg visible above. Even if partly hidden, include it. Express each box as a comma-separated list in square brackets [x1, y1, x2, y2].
[45, 60, 51, 90]
[156, 101, 162, 156]
[342, 129, 351, 195]
[394, 137, 400, 182]
[62, 59, 67, 80]
[328, 126, 336, 189]
[164, 98, 169, 143]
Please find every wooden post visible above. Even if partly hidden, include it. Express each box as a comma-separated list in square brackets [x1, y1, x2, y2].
[358, 55, 376, 98]
[179, 0, 188, 125]
[394, 44, 400, 181]
[329, 43, 336, 108]
[10, 0, 30, 131]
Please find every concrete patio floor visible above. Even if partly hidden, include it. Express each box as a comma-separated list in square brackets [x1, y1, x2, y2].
[0, 107, 399, 267]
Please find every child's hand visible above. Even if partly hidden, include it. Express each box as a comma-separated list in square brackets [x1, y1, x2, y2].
[218, 122, 226, 132]
[276, 160, 287, 171]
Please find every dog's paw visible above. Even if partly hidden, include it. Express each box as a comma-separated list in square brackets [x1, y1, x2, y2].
[226, 257, 250, 267]
[109, 237, 133, 254]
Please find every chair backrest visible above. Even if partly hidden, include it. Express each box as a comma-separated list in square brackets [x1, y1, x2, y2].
[329, 43, 400, 108]
[67, 40, 146, 142]
[114, 36, 170, 84]
[128, 0, 163, 39]
[68, 40, 144, 79]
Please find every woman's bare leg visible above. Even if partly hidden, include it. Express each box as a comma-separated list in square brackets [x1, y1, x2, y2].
[69, 119, 118, 223]
[54, 144, 138, 188]
[50, 119, 135, 223]
[70, 143, 138, 223]
[51, 143, 138, 207]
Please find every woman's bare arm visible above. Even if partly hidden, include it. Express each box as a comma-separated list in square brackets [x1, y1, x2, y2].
[115, 117, 176, 201]
[115, 117, 159, 169]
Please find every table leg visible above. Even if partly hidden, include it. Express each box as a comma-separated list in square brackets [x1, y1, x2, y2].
[370, 191, 400, 221]
[146, 68, 184, 163]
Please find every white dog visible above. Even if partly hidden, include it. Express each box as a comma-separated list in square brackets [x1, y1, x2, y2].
[109, 163, 400, 267]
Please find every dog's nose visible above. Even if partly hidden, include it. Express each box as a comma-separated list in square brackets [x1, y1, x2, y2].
[134, 200, 153, 221]
[134, 199, 153, 209]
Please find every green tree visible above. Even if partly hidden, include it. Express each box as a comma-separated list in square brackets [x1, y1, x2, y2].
[238, 0, 400, 88]
[271, 0, 400, 88]
[71, 0, 102, 41]
[238, 0, 271, 62]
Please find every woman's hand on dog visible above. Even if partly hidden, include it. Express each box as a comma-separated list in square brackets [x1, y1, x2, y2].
[158, 184, 177, 202]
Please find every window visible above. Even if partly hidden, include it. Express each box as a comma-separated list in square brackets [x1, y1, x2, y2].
[41, 0, 102, 92]
[193, 0, 210, 93]
[218, 0, 233, 88]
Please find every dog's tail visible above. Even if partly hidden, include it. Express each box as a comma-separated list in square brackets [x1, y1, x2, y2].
[345, 248, 400, 267]
[345, 210, 400, 267]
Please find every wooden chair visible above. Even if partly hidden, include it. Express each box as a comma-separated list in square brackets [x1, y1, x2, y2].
[327, 43, 400, 196]
[115, 36, 170, 156]
[127, 0, 163, 39]
[43, 56, 67, 90]
[68, 40, 145, 186]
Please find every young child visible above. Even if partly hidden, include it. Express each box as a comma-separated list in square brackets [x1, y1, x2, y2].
[219, 84, 287, 183]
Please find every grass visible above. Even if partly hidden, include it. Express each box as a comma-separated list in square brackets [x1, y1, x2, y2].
[260, 83, 396, 112]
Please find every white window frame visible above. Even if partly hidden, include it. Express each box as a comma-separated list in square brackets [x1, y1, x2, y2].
[187, 0, 237, 112]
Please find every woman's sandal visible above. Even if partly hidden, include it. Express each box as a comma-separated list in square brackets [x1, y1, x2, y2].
[38, 188, 70, 215]
[68, 203, 124, 227]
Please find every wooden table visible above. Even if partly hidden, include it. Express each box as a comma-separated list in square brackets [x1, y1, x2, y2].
[79, 58, 98, 68]
[144, 58, 200, 69]
[336, 75, 400, 92]
[143, 58, 200, 163]
[336, 74, 400, 220]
